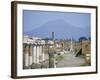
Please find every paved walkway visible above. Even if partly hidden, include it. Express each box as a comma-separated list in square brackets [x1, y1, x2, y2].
[56, 53, 86, 67]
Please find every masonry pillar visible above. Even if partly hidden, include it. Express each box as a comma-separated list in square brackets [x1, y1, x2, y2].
[39, 46, 42, 62]
[33, 45, 36, 64]
[29, 44, 33, 68]
[24, 44, 29, 68]
[37, 46, 40, 64]
[42, 45, 45, 61]
[49, 52, 54, 68]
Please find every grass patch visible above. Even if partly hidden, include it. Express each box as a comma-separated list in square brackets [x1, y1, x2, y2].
[55, 55, 64, 61]
[80, 63, 88, 66]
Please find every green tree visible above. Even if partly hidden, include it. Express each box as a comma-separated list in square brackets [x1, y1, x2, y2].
[78, 37, 87, 42]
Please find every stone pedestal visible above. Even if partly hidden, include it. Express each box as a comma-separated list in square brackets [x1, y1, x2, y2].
[49, 53, 54, 68]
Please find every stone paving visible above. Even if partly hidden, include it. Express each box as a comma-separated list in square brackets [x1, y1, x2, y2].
[56, 53, 87, 67]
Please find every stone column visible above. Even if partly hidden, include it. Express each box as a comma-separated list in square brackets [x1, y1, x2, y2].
[29, 45, 33, 67]
[24, 44, 29, 68]
[49, 52, 54, 68]
[37, 46, 40, 64]
[33, 45, 36, 64]
[42, 45, 45, 61]
[32, 45, 34, 64]
[39, 46, 42, 62]
[23, 44, 26, 69]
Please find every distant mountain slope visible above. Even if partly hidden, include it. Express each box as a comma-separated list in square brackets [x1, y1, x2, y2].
[24, 19, 90, 40]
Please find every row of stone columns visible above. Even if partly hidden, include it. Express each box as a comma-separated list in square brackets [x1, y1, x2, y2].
[23, 44, 45, 69]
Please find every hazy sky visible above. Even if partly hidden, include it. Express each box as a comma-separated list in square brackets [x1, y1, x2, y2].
[23, 10, 90, 33]
[23, 10, 90, 32]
